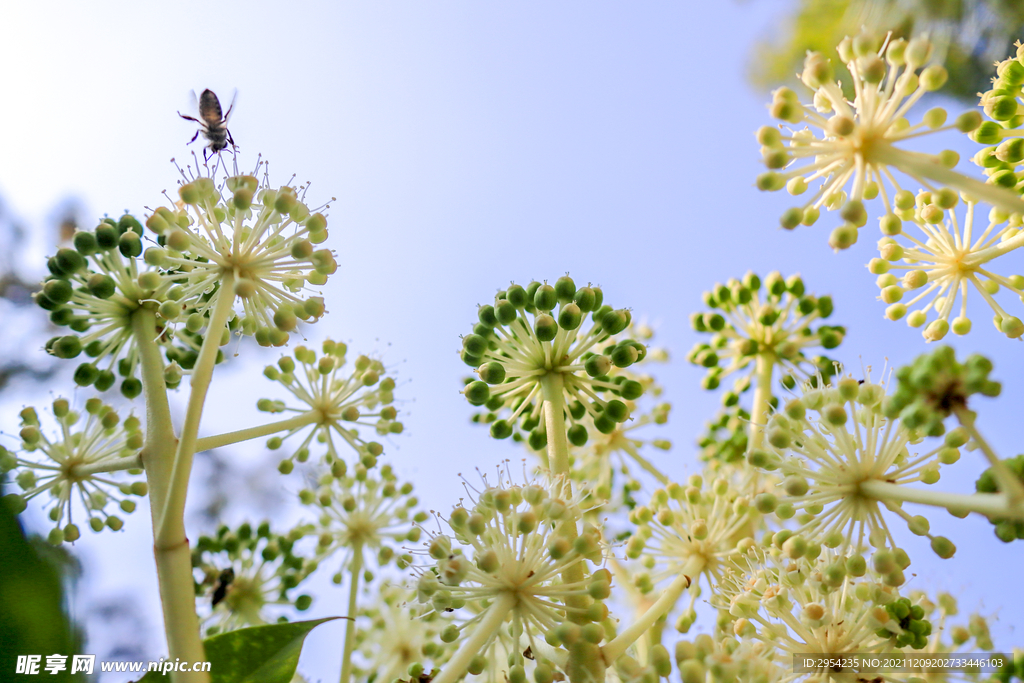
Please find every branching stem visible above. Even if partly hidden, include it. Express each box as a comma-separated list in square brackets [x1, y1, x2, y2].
[194, 412, 319, 452]
[339, 546, 363, 683]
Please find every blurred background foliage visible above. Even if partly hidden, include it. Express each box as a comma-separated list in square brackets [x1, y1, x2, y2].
[750, 0, 1024, 101]
[0, 481, 84, 681]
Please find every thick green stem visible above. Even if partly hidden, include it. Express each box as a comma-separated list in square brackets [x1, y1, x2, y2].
[158, 278, 236, 540]
[194, 412, 319, 452]
[954, 407, 1024, 505]
[748, 353, 774, 453]
[859, 480, 1024, 520]
[339, 546, 363, 683]
[431, 593, 517, 683]
[541, 372, 596, 683]
[601, 558, 701, 665]
[541, 372, 572, 492]
[133, 309, 208, 683]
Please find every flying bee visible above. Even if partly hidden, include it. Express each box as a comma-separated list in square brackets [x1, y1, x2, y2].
[178, 89, 236, 161]
[210, 567, 235, 608]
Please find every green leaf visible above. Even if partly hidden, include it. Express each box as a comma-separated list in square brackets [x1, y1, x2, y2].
[132, 617, 338, 683]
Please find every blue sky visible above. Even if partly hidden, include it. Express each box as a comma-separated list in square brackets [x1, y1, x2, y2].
[1, 2, 1020, 680]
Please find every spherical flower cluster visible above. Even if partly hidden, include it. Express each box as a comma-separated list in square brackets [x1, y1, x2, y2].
[688, 272, 842, 396]
[756, 32, 983, 248]
[673, 634, 780, 683]
[871, 192, 1024, 340]
[625, 475, 756, 633]
[716, 548, 934, 683]
[259, 339, 401, 471]
[697, 407, 751, 466]
[1, 397, 146, 544]
[144, 161, 337, 347]
[884, 347, 1024, 519]
[35, 214, 201, 398]
[192, 521, 317, 635]
[884, 346, 1000, 434]
[416, 472, 609, 682]
[971, 42, 1024, 189]
[751, 375, 960, 562]
[300, 464, 425, 578]
[353, 583, 450, 682]
[460, 276, 646, 448]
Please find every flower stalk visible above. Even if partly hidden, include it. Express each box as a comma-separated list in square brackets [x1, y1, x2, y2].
[338, 545, 363, 683]
[601, 563, 697, 664]
[134, 308, 208, 683]
[194, 412, 319, 453]
[748, 353, 774, 453]
[158, 278, 236, 541]
[859, 480, 1024, 519]
[431, 593, 517, 683]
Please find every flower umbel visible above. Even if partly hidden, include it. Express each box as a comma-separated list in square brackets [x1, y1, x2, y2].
[872, 193, 1024, 340]
[717, 549, 934, 683]
[752, 374, 960, 562]
[971, 42, 1024, 190]
[353, 583, 449, 682]
[625, 474, 756, 632]
[462, 276, 646, 449]
[688, 271, 842, 394]
[757, 32, 988, 248]
[36, 214, 199, 398]
[3, 397, 146, 544]
[259, 339, 401, 472]
[145, 161, 337, 346]
[192, 522, 316, 635]
[301, 464, 425, 577]
[416, 471, 609, 682]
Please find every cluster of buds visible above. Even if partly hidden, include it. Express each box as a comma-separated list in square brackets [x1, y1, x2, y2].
[300, 464, 424, 579]
[353, 584, 450, 682]
[756, 32, 980, 248]
[625, 475, 755, 632]
[192, 521, 317, 634]
[259, 339, 400, 472]
[696, 407, 750, 466]
[751, 374, 959, 561]
[884, 346, 1000, 434]
[874, 596, 932, 649]
[36, 214, 200, 398]
[416, 473, 609, 680]
[145, 168, 336, 347]
[35, 164, 339, 400]
[871, 192, 1024, 340]
[688, 272, 842, 393]
[460, 276, 646, 447]
[2, 397, 145, 543]
[972, 43, 1024, 191]
[673, 635, 779, 683]
[716, 548, 935, 676]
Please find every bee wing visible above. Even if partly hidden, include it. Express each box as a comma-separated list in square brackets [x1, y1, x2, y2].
[222, 89, 238, 123]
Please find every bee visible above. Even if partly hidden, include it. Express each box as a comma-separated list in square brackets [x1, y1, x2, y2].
[178, 89, 236, 161]
[210, 567, 235, 607]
